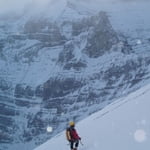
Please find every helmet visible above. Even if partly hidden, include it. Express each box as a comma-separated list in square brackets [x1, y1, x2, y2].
[69, 121, 75, 127]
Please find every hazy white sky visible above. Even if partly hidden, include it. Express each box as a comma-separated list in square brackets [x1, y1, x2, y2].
[0, 0, 148, 15]
[0, 0, 52, 14]
[0, 0, 30, 14]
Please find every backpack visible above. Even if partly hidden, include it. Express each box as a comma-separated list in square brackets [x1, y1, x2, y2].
[66, 127, 79, 141]
[66, 128, 71, 141]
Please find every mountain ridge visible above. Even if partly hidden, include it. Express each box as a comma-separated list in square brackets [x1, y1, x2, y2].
[0, 0, 150, 150]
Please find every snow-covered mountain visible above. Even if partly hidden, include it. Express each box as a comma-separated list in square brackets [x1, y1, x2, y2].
[34, 82, 150, 150]
[0, 0, 150, 150]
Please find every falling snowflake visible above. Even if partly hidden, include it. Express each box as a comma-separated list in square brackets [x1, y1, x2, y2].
[134, 129, 147, 143]
[136, 39, 142, 45]
[47, 126, 53, 133]
[141, 120, 146, 125]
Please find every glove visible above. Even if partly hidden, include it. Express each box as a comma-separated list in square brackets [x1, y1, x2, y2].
[79, 137, 81, 140]
[69, 139, 73, 142]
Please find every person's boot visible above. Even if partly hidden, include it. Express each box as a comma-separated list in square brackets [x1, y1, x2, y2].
[74, 148, 77, 150]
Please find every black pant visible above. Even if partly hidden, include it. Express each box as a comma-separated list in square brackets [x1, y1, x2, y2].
[70, 140, 79, 149]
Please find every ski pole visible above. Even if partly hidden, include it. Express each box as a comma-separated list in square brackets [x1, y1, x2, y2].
[80, 140, 83, 146]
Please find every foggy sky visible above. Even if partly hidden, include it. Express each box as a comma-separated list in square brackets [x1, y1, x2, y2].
[0, 0, 51, 15]
[0, 0, 148, 15]
[0, 0, 31, 14]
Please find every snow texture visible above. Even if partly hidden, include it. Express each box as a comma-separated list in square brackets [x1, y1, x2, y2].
[34, 83, 150, 150]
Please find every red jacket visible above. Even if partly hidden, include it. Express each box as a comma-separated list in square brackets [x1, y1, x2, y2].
[66, 127, 80, 141]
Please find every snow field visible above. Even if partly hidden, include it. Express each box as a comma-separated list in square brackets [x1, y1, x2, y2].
[34, 83, 150, 150]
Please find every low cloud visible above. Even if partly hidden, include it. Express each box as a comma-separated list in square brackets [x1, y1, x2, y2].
[0, 0, 31, 14]
[0, 0, 51, 15]
[0, 0, 149, 15]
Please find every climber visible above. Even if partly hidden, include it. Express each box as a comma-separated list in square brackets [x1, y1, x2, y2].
[66, 121, 81, 150]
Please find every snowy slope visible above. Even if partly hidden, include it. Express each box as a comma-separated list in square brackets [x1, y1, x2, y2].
[34, 83, 150, 150]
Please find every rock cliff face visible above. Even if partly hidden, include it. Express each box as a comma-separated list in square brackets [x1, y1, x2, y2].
[0, 1, 150, 150]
